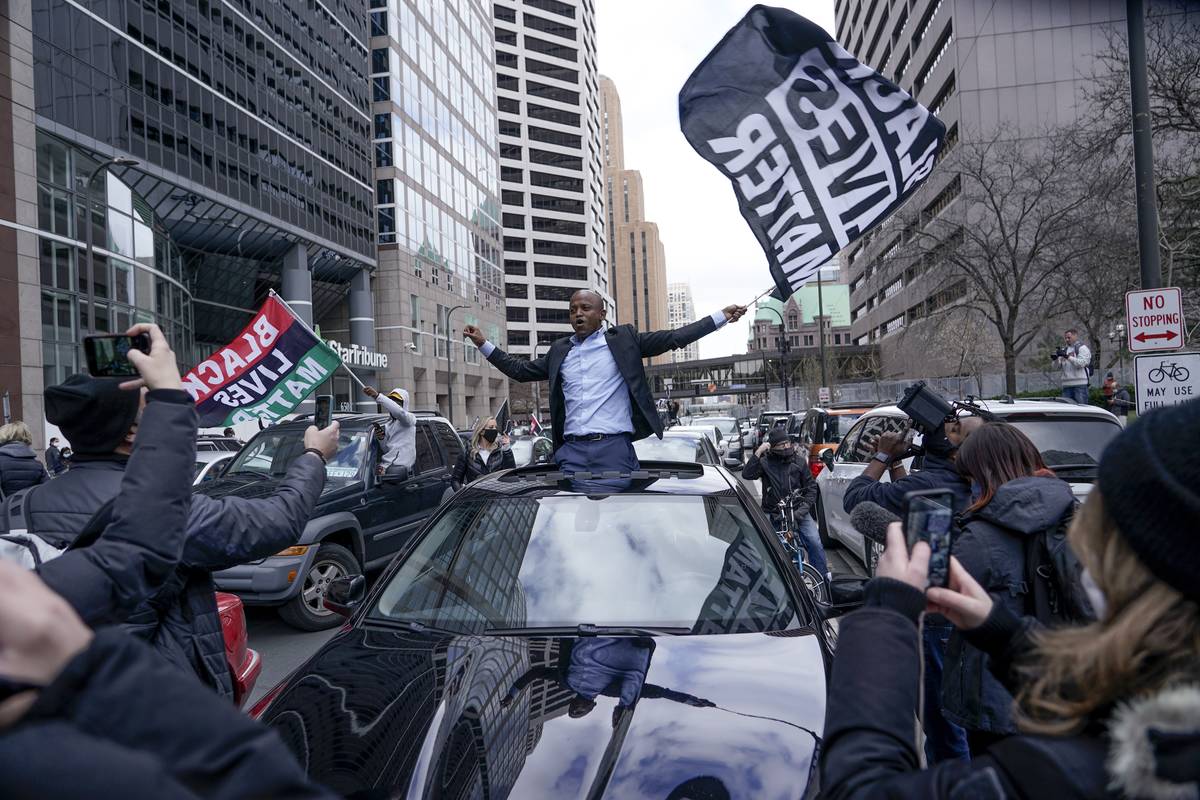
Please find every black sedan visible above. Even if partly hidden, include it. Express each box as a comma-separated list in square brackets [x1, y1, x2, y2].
[252, 463, 853, 799]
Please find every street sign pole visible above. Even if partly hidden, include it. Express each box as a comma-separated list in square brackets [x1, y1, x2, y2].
[1126, 0, 1162, 290]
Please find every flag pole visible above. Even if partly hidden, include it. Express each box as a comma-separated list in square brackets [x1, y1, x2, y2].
[268, 289, 369, 391]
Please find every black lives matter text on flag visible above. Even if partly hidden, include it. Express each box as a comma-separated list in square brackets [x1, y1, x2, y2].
[679, 4, 945, 300]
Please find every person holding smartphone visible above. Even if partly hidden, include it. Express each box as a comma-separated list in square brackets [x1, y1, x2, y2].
[942, 422, 1074, 756]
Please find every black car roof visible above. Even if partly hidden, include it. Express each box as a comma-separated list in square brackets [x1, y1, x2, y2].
[461, 461, 739, 498]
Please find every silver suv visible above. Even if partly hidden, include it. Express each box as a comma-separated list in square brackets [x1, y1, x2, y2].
[815, 398, 1123, 570]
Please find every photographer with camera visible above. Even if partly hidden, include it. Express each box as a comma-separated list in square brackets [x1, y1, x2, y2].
[841, 384, 986, 765]
[819, 401, 1200, 799]
[1053, 328, 1092, 404]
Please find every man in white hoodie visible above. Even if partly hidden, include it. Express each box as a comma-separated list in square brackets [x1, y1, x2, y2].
[364, 386, 416, 474]
[1054, 328, 1092, 405]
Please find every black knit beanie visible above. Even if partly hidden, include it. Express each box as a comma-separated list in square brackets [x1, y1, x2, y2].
[44, 374, 142, 455]
[1097, 399, 1200, 603]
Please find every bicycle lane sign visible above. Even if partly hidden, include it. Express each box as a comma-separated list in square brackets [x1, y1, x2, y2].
[1135, 352, 1200, 414]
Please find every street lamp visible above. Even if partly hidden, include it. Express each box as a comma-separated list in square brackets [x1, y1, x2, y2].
[444, 304, 469, 426]
[82, 156, 139, 332]
[755, 303, 790, 410]
[1108, 322, 1127, 382]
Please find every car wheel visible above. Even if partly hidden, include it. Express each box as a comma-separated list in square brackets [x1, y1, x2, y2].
[816, 495, 840, 549]
[864, 538, 884, 577]
[278, 542, 359, 631]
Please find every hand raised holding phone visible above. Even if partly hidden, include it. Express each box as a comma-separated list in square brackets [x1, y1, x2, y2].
[117, 323, 182, 392]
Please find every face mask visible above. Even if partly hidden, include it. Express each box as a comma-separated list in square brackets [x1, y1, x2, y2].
[482, 429, 499, 444]
[770, 447, 792, 459]
[1080, 567, 1107, 620]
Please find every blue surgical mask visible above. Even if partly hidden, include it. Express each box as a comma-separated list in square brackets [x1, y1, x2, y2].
[1081, 567, 1106, 620]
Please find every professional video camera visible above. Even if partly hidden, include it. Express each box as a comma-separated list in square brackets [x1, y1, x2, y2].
[1052, 347, 1069, 361]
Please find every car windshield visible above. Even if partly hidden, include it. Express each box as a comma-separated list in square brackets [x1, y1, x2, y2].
[706, 417, 739, 435]
[1006, 417, 1121, 475]
[510, 439, 533, 465]
[634, 436, 709, 463]
[371, 494, 802, 635]
[225, 428, 369, 489]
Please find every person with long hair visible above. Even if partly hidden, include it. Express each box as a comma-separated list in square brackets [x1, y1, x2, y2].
[941, 421, 1075, 754]
[819, 401, 1200, 798]
[452, 416, 515, 487]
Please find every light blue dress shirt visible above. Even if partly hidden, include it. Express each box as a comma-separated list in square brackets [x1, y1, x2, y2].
[478, 311, 728, 436]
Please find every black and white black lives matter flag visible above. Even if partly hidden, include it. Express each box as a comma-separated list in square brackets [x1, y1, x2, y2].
[680, 5, 945, 300]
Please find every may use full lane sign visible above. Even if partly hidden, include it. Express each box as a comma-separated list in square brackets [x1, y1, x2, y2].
[1134, 352, 1200, 414]
[1125, 288, 1185, 353]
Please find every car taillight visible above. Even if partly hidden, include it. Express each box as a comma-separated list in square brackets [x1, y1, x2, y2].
[810, 457, 824, 478]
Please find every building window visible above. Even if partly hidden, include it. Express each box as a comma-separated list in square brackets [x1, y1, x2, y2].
[506, 306, 529, 322]
[534, 285, 575, 301]
[526, 80, 579, 105]
[504, 259, 528, 276]
[530, 171, 583, 192]
[536, 307, 571, 324]
[533, 240, 586, 258]
[528, 126, 581, 149]
[528, 103, 581, 126]
[495, 29, 517, 46]
[529, 148, 582, 170]
[505, 282, 528, 299]
[503, 213, 526, 229]
[372, 76, 389, 102]
[503, 236, 527, 252]
[524, 35, 578, 62]
[371, 48, 389, 74]
[534, 262, 587, 281]
[493, 4, 517, 23]
[525, 0, 576, 18]
[525, 58, 579, 83]
[532, 217, 586, 237]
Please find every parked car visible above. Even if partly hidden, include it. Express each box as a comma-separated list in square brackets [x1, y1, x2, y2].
[815, 398, 1124, 573]
[673, 424, 741, 469]
[200, 413, 465, 631]
[250, 462, 857, 798]
[787, 404, 874, 477]
[197, 434, 242, 453]
[509, 434, 554, 467]
[633, 429, 725, 466]
[697, 416, 745, 464]
[216, 591, 261, 708]
[193, 451, 235, 485]
[747, 410, 792, 450]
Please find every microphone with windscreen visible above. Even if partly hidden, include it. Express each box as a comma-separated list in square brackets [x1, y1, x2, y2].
[850, 501, 899, 546]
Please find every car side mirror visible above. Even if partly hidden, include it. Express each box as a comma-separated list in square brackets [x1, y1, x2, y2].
[818, 574, 868, 618]
[379, 464, 410, 483]
[820, 449, 835, 473]
[723, 456, 742, 470]
[324, 574, 367, 618]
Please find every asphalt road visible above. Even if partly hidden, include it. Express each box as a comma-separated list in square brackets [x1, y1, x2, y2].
[246, 468, 866, 707]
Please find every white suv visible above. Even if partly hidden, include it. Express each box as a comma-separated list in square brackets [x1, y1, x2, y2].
[815, 398, 1124, 571]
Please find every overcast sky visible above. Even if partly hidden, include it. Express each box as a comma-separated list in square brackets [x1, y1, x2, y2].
[596, 1, 836, 359]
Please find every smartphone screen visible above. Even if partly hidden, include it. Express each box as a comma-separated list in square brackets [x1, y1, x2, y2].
[314, 395, 333, 430]
[904, 490, 956, 588]
[84, 334, 150, 377]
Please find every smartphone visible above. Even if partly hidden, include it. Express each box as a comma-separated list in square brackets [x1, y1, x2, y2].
[314, 395, 333, 430]
[903, 489, 956, 588]
[83, 333, 151, 377]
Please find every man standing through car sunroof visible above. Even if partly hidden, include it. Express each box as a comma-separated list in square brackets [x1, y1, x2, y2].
[464, 290, 745, 475]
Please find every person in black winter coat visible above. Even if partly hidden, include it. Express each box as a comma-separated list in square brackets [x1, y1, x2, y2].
[453, 416, 516, 486]
[820, 401, 1200, 799]
[44, 437, 63, 476]
[0, 422, 49, 496]
[743, 425, 827, 577]
[947, 422, 1076, 754]
[28, 326, 339, 700]
[0, 562, 336, 800]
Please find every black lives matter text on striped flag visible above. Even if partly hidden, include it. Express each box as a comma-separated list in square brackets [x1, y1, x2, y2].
[679, 4, 945, 300]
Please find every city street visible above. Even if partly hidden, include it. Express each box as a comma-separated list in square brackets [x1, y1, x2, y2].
[245, 468, 866, 707]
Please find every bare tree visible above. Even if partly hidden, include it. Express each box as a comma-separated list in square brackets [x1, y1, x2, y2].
[894, 129, 1105, 394]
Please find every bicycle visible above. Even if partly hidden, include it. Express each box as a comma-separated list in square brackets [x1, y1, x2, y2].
[1148, 361, 1190, 383]
[773, 492, 829, 604]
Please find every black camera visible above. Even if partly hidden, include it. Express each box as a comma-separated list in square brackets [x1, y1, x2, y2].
[1052, 347, 1069, 361]
[897, 381, 955, 434]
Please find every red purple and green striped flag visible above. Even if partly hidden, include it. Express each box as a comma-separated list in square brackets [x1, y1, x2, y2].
[181, 293, 341, 427]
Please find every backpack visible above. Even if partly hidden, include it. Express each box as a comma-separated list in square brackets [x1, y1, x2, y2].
[0, 486, 116, 569]
[1022, 501, 1096, 625]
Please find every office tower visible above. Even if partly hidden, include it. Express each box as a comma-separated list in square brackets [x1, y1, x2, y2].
[667, 282, 700, 364]
[493, 0, 612, 361]
[599, 75, 669, 364]
[2, 0, 375, 433]
[362, 0, 507, 423]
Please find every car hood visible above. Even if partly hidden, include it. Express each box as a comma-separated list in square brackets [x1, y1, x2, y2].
[193, 473, 291, 500]
[258, 627, 826, 799]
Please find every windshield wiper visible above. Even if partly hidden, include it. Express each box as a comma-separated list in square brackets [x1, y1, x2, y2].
[1047, 463, 1097, 472]
[368, 618, 460, 636]
[483, 623, 691, 637]
[225, 470, 267, 479]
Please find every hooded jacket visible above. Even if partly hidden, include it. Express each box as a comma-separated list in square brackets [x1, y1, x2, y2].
[942, 475, 1077, 733]
[1057, 341, 1092, 387]
[376, 389, 417, 471]
[0, 442, 49, 496]
[820, 578, 1200, 799]
[743, 449, 819, 517]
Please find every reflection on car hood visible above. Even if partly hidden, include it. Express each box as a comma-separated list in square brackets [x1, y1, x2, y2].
[259, 628, 826, 799]
[193, 474, 285, 499]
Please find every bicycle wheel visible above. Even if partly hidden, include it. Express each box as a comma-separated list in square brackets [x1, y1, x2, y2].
[1178, 367, 1191, 381]
[800, 563, 828, 603]
[1148, 367, 1166, 384]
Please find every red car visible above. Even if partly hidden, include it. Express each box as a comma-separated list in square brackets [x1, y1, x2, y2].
[217, 591, 261, 708]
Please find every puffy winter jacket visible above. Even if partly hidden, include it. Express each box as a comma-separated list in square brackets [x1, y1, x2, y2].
[0, 628, 337, 800]
[24, 438, 325, 698]
[0, 441, 48, 496]
[842, 452, 971, 517]
[452, 445, 516, 486]
[942, 475, 1076, 734]
[743, 451, 819, 517]
[820, 578, 1200, 799]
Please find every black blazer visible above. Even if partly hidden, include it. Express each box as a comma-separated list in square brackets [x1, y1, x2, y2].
[484, 316, 719, 451]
